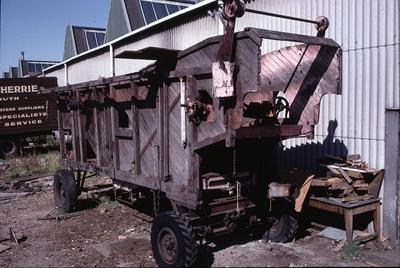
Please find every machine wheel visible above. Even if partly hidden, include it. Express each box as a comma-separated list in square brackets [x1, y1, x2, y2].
[53, 169, 78, 212]
[1, 140, 18, 157]
[151, 211, 198, 267]
[263, 214, 298, 243]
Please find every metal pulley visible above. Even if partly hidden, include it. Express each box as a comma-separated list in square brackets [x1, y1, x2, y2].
[221, 0, 246, 20]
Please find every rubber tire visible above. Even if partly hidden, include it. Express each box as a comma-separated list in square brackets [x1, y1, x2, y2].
[1, 140, 18, 157]
[263, 214, 299, 243]
[151, 211, 198, 267]
[53, 169, 78, 212]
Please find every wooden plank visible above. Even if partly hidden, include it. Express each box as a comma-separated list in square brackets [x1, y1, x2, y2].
[163, 83, 170, 180]
[140, 130, 157, 159]
[250, 28, 340, 47]
[0, 244, 11, 253]
[311, 177, 343, 186]
[158, 81, 165, 190]
[58, 110, 66, 159]
[115, 47, 180, 60]
[337, 167, 353, 185]
[93, 89, 102, 166]
[71, 98, 80, 162]
[109, 85, 119, 171]
[310, 196, 381, 209]
[75, 91, 85, 163]
[115, 128, 133, 138]
[295, 174, 314, 212]
[186, 76, 199, 189]
[131, 82, 141, 175]
[340, 194, 373, 203]
[368, 169, 385, 197]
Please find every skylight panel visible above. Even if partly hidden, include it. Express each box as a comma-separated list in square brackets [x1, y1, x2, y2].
[153, 2, 168, 19]
[166, 4, 179, 14]
[140, 1, 157, 24]
[96, 32, 105, 46]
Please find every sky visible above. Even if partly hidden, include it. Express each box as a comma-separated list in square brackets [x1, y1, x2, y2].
[0, 0, 110, 74]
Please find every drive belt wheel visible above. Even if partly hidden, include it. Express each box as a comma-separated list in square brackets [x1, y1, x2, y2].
[151, 211, 198, 267]
[0, 140, 18, 157]
[53, 169, 78, 213]
[263, 214, 299, 243]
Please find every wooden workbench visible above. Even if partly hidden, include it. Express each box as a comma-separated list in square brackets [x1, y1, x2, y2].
[309, 196, 381, 242]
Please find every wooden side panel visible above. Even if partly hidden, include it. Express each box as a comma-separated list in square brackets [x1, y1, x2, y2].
[137, 85, 158, 177]
[98, 88, 113, 168]
[62, 113, 72, 130]
[114, 86, 135, 172]
[118, 138, 135, 171]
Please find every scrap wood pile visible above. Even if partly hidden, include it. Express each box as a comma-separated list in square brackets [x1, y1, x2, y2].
[310, 155, 384, 203]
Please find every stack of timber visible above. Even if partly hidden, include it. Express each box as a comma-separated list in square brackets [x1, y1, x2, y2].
[310, 155, 385, 203]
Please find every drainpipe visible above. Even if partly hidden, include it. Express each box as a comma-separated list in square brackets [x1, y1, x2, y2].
[64, 63, 68, 86]
[109, 44, 115, 77]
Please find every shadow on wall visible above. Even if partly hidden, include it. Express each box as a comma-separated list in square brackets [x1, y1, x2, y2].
[279, 119, 348, 174]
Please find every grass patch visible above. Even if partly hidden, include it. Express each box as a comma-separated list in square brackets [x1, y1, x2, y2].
[98, 196, 119, 208]
[340, 241, 361, 259]
[0, 151, 60, 180]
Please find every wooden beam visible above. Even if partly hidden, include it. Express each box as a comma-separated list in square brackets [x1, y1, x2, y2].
[93, 89, 102, 166]
[131, 82, 141, 175]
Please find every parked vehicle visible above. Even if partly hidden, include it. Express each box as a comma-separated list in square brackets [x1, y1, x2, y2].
[44, 1, 341, 266]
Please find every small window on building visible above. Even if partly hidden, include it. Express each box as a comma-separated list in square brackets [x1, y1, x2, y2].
[86, 31, 97, 49]
[28, 63, 36, 73]
[179, 5, 187, 10]
[96, 32, 105, 45]
[85, 30, 106, 50]
[35, 64, 42, 72]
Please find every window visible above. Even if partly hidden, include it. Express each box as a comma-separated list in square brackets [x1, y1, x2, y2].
[153, 2, 168, 19]
[85, 30, 106, 50]
[141, 0, 157, 24]
[96, 32, 105, 46]
[36, 64, 42, 72]
[140, 0, 192, 25]
[28, 62, 56, 73]
[166, 4, 179, 14]
[29, 63, 36, 73]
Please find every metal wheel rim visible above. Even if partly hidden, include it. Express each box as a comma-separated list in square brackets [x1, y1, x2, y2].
[2, 142, 15, 154]
[59, 184, 66, 207]
[157, 227, 178, 264]
[269, 217, 282, 233]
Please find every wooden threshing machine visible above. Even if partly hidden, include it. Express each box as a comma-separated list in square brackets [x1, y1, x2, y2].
[43, 1, 342, 266]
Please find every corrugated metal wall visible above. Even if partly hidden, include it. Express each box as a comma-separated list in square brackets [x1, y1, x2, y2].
[235, 0, 399, 169]
[114, 13, 220, 75]
[114, 14, 219, 57]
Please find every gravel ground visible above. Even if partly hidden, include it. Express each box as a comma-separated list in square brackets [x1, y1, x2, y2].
[0, 175, 396, 267]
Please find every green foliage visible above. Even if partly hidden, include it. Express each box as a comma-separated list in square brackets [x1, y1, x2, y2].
[340, 241, 361, 259]
[99, 196, 120, 207]
[0, 152, 60, 180]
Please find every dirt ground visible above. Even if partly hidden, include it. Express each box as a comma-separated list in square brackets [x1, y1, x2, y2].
[0, 175, 398, 267]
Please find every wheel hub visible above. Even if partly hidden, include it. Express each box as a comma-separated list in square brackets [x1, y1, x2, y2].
[158, 227, 178, 264]
[59, 184, 66, 207]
